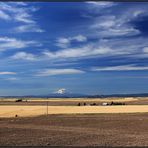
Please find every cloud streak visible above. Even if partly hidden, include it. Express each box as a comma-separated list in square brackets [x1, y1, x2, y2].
[14, 24, 44, 33]
[56, 35, 87, 48]
[11, 52, 36, 61]
[86, 1, 115, 8]
[0, 37, 41, 52]
[0, 72, 16, 75]
[36, 69, 84, 76]
[43, 45, 114, 60]
[0, 2, 43, 33]
[92, 65, 148, 71]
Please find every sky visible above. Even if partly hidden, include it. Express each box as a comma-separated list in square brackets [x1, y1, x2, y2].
[0, 2, 148, 96]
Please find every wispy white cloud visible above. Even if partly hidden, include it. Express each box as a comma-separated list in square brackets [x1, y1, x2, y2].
[0, 2, 43, 33]
[5, 77, 18, 81]
[0, 2, 30, 22]
[143, 47, 148, 53]
[0, 71, 16, 75]
[14, 24, 44, 33]
[11, 52, 36, 61]
[15, 12, 35, 24]
[92, 64, 148, 71]
[56, 35, 87, 48]
[97, 37, 148, 58]
[12, 2, 28, 6]
[56, 37, 70, 48]
[43, 44, 113, 60]
[85, 3, 148, 38]
[0, 37, 41, 51]
[47, 3, 148, 64]
[72, 35, 87, 42]
[9, 3, 148, 63]
[0, 10, 11, 20]
[90, 15, 140, 37]
[86, 1, 115, 8]
[11, 41, 123, 62]
[36, 68, 84, 76]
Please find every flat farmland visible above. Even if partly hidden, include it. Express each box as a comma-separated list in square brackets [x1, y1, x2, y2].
[0, 98, 148, 146]
[0, 105, 148, 118]
[0, 113, 148, 146]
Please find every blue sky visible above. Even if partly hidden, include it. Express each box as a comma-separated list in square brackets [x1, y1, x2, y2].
[0, 2, 148, 96]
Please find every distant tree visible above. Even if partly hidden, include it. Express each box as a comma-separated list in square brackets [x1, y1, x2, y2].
[110, 101, 125, 105]
[15, 99, 22, 102]
[78, 103, 81, 106]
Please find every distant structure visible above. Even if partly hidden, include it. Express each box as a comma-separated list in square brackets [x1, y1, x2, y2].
[102, 102, 108, 106]
[102, 102, 125, 106]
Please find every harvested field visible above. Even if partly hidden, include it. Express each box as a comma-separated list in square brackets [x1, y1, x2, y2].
[0, 113, 147, 146]
[0, 98, 148, 146]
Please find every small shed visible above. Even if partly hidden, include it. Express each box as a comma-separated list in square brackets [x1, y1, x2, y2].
[102, 102, 108, 106]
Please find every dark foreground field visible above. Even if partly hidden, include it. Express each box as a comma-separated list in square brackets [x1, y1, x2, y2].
[0, 113, 148, 146]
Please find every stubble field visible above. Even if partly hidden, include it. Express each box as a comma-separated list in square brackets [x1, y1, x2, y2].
[0, 97, 148, 146]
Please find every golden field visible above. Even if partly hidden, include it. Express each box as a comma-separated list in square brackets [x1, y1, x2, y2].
[0, 105, 148, 118]
[0, 97, 148, 118]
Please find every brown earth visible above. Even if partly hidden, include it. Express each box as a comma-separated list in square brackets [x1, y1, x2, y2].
[0, 113, 148, 146]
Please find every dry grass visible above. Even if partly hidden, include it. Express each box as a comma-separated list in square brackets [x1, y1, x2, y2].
[0, 105, 148, 118]
[29, 97, 139, 102]
[0, 97, 139, 102]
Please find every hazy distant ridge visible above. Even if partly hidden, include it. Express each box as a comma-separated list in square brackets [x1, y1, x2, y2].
[1, 93, 148, 98]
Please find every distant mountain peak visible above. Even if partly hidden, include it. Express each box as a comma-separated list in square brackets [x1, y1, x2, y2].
[55, 88, 66, 94]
